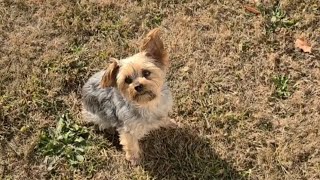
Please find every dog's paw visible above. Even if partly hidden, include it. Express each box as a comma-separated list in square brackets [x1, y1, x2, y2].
[126, 151, 140, 166]
[166, 118, 180, 128]
[126, 153, 140, 166]
[127, 156, 140, 166]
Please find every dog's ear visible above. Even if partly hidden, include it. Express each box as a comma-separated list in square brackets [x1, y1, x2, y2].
[100, 58, 119, 88]
[140, 28, 169, 69]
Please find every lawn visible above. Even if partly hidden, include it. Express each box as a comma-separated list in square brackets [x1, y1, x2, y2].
[1, 0, 319, 179]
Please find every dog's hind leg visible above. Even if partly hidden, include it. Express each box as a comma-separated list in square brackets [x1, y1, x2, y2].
[82, 109, 113, 130]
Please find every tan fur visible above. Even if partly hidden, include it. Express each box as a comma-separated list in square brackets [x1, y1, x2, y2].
[121, 117, 175, 139]
[140, 28, 169, 69]
[119, 132, 141, 165]
[116, 53, 165, 107]
[100, 58, 119, 88]
[119, 117, 176, 165]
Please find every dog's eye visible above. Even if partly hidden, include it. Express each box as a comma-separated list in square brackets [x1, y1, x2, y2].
[125, 77, 132, 84]
[142, 70, 151, 78]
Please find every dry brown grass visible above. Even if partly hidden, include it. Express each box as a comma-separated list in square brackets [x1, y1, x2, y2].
[1, 0, 319, 179]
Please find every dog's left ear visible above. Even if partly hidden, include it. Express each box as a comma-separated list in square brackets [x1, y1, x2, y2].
[140, 28, 169, 69]
[100, 58, 119, 88]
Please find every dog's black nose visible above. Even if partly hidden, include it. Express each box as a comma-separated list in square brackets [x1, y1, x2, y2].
[134, 84, 144, 92]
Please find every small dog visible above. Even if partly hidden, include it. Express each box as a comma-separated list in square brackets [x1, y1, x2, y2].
[82, 28, 175, 165]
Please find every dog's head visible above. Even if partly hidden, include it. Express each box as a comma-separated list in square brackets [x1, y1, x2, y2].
[100, 28, 169, 106]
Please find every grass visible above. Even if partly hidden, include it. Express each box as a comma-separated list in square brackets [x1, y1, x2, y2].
[37, 114, 89, 168]
[264, 2, 296, 32]
[1, 0, 320, 179]
[273, 75, 291, 99]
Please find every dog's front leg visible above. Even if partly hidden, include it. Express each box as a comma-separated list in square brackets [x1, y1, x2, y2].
[119, 132, 140, 165]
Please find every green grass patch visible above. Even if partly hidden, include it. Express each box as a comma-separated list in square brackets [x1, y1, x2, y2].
[262, 3, 296, 32]
[38, 114, 90, 169]
[146, 11, 165, 28]
[69, 44, 85, 54]
[273, 75, 291, 99]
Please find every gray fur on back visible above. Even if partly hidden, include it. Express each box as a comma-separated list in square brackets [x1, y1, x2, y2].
[82, 71, 173, 132]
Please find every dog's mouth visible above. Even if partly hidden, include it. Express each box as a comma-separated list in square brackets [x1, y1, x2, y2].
[134, 91, 156, 102]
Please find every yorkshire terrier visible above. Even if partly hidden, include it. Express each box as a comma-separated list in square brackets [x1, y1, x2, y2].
[82, 28, 175, 165]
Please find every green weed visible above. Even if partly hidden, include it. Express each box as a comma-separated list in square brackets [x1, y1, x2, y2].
[70, 44, 84, 54]
[273, 75, 290, 99]
[145, 10, 165, 28]
[264, 4, 296, 32]
[38, 114, 90, 169]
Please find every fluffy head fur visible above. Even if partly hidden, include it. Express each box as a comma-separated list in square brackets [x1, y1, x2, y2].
[100, 28, 168, 106]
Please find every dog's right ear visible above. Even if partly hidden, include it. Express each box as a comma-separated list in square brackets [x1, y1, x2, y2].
[140, 28, 169, 69]
[100, 58, 120, 88]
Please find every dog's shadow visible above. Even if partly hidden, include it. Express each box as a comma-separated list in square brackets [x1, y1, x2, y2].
[139, 127, 243, 180]
[102, 127, 243, 179]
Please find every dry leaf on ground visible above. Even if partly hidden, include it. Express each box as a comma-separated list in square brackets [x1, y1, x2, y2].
[295, 37, 312, 53]
[244, 5, 261, 15]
